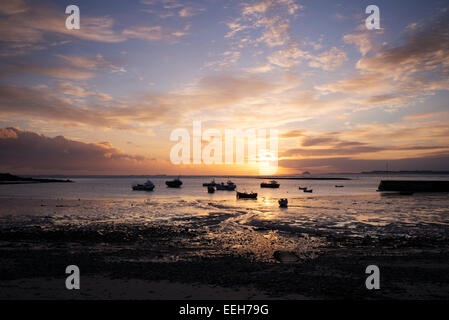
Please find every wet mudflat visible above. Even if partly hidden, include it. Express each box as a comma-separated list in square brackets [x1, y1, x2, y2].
[1, 195, 448, 299]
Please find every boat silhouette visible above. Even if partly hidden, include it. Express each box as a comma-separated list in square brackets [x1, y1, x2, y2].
[216, 180, 236, 191]
[165, 177, 182, 188]
[236, 191, 257, 199]
[132, 180, 155, 191]
[278, 198, 288, 207]
[261, 180, 280, 188]
[202, 179, 216, 187]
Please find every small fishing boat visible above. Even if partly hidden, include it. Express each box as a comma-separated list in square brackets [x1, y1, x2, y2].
[298, 186, 307, 190]
[216, 180, 236, 191]
[236, 191, 257, 199]
[202, 179, 216, 187]
[207, 186, 215, 193]
[303, 188, 313, 193]
[165, 177, 182, 188]
[132, 180, 155, 191]
[260, 180, 280, 188]
[335, 185, 344, 188]
[278, 198, 288, 207]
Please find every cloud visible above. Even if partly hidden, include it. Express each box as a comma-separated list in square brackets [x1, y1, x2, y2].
[225, 0, 348, 74]
[56, 81, 112, 101]
[0, 127, 155, 174]
[241, 0, 303, 16]
[300, 136, 342, 147]
[0, 1, 192, 56]
[283, 90, 349, 113]
[268, 44, 307, 68]
[245, 63, 273, 74]
[4, 62, 96, 80]
[281, 133, 384, 158]
[278, 125, 449, 173]
[282, 145, 383, 157]
[242, 0, 272, 15]
[257, 16, 291, 47]
[265, 42, 348, 71]
[55, 54, 125, 73]
[403, 112, 448, 120]
[316, 73, 391, 94]
[178, 7, 205, 18]
[205, 51, 241, 71]
[141, 0, 205, 20]
[2, 54, 125, 80]
[0, 85, 170, 131]
[0, 0, 27, 15]
[279, 153, 449, 173]
[0, 73, 299, 131]
[278, 121, 449, 167]
[0, 2, 126, 56]
[0, 127, 19, 139]
[317, 10, 449, 113]
[356, 11, 449, 78]
[343, 32, 373, 56]
[279, 130, 304, 138]
[225, 0, 303, 48]
[307, 47, 347, 70]
[122, 25, 188, 42]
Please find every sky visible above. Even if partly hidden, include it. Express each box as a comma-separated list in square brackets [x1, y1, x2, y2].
[0, 0, 448, 175]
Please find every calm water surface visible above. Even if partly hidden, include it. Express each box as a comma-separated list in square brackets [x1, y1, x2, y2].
[2, 174, 449, 199]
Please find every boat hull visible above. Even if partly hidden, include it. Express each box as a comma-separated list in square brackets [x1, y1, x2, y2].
[166, 180, 182, 188]
[260, 183, 280, 188]
[132, 186, 154, 191]
[216, 185, 236, 191]
[236, 192, 257, 199]
[203, 183, 216, 187]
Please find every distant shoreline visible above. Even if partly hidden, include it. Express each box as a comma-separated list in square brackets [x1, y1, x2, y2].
[2, 170, 449, 180]
[0, 173, 73, 185]
[360, 170, 449, 174]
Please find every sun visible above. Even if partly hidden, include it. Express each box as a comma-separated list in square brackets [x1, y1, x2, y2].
[257, 151, 278, 175]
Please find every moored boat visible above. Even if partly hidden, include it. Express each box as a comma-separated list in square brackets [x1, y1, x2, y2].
[303, 188, 313, 193]
[236, 191, 257, 199]
[278, 198, 288, 207]
[165, 177, 182, 188]
[203, 179, 216, 187]
[261, 180, 280, 188]
[132, 180, 155, 191]
[298, 186, 307, 190]
[216, 180, 236, 191]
